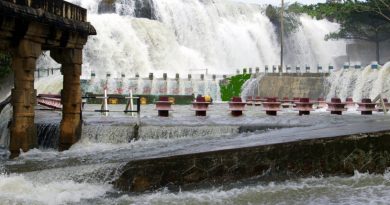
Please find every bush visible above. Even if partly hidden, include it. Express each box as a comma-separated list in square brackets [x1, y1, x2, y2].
[220, 74, 251, 101]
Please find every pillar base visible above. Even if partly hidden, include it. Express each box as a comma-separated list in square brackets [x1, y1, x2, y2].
[158, 110, 169, 117]
[361, 111, 372, 115]
[195, 111, 207, 116]
[59, 119, 81, 151]
[299, 111, 310, 116]
[331, 111, 342, 115]
[231, 111, 243, 117]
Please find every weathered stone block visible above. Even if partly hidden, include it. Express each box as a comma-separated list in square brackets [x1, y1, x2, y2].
[15, 40, 41, 58]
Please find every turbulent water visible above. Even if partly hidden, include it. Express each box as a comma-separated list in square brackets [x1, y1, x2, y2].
[240, 62, 390, 101]
[34, 0, 346, 78]
[326, 62, 390, 101]
[1, 103, 390, 204]
[1, 170, 390, 205]
[1, 0, 389, 204]
[240, 73, 265, 100]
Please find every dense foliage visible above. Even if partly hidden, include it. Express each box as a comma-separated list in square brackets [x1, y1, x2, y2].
[220, 74, 251, 101]
[0, 52, 11, 78]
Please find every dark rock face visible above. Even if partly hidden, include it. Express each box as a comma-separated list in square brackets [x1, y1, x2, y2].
[98, 0, 156, 20]
[114, 131, 390, 192]
[133, 0, 155, 20]
[98, 0, 116, 14]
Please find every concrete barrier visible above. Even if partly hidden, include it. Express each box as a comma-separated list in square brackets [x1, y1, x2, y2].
[114, 131, 390, 192]
[257, 74, 328, 99]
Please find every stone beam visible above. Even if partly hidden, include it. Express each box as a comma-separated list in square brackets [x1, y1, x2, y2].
[50, 48, 82, 151]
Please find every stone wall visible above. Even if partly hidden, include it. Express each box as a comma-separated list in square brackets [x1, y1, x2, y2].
[257, 73, 328, 99]
[114, 131, 390, 192]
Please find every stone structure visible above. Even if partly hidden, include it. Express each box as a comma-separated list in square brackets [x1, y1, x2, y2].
[115, 131, 390, 192]
[0, 0, 96, 157]
[257, 73, 328, 99]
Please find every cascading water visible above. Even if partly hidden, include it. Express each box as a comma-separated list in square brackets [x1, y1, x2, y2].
[138, 125, 239, 140]
[35, 0, 349, 99]
[4, 1, 390, 204]
[36, 123, 60, 149]
[0, 104, 11, 155]
[240, 63, 390, 102]
[80, 124, 135, 144]
[284, 15, 347, 70]
[326, 63, 390, 101]
[241, 73, 265, 100]
[46, 0, 347, 78]
[81, 75, 222, 101]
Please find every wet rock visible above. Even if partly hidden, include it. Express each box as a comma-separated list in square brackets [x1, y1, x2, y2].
[98, 0, 116, 14]
[98, 0, 156, 19]
[133, 0, 156, 20]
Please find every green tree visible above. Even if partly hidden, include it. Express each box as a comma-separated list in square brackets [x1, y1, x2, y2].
[297, 1, 390, 64]
[220, 74, 251, 101]
[359, 0, 390, 22]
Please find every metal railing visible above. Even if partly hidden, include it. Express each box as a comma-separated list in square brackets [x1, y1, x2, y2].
[4, 0, 87, 22]
[36, 94, 142, 115]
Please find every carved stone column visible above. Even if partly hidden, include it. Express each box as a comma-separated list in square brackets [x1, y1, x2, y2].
[9, 39, 41, 158]
[51, 49, 82, 151]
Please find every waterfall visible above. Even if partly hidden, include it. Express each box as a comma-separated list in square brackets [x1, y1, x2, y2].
[56, 0, 347, 79]
[241, 73, 265, 100]
[37, 123, 60, 149]
[326, 63, 390, 101]
[81, 77, 222, 101]
[0, 104, 11, 149]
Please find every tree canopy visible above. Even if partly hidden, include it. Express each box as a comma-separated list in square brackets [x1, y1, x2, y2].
[293, 0, 390, 64]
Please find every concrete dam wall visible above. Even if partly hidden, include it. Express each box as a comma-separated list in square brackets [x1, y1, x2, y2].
[256, 73, 329, 99]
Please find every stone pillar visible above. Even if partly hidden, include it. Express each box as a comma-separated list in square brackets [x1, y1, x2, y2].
[9, 40, 41, 158]
[51, 49, 82, 151]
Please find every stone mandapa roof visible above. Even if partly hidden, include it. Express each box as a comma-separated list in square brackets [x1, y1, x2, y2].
[0, 0, 96, 35]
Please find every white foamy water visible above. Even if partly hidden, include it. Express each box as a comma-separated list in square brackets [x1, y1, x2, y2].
[1, 104, 390, 204]
[0, 173, 112, 205]
[284, 15, 346, 70]
[241, 73, 265, 100]
[2, 168, 390, 205]
[326, 63, 390, 101]
[138, 125, 239, 140]
[113, 171, 390, 205]
[0, 104, 11, 148]
[47, 0, 348, 78]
